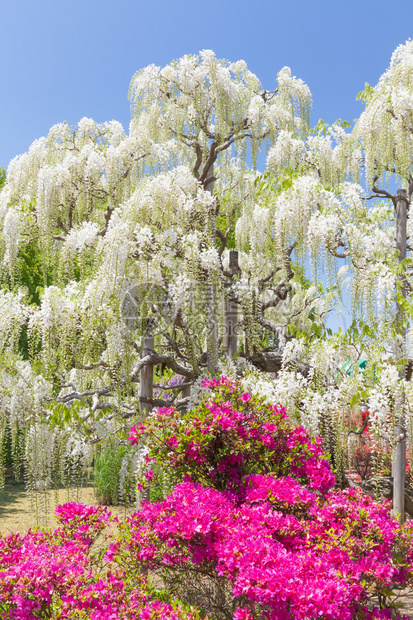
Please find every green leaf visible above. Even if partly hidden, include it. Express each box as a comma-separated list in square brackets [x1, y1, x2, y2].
[311, 118, 328, 136]
[356, 82, 374, 103]
[334, 118, 351, 130]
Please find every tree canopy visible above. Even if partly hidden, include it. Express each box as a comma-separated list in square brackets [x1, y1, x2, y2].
[1, 43, 413, 497]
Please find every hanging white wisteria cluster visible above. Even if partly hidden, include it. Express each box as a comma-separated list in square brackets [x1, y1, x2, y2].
[354, 39, 413, 184]
[0, 44, 413, 496]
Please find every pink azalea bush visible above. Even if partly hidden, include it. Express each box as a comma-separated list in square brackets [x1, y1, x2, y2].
[0, 503, 208, 619]
[129, 377, 335, 496]
[123, 378, 413, 618]
[106, 479, 413, 619]
[2, 377, 413, 619]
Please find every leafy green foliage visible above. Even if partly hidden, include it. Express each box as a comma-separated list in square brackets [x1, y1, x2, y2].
[254, 166, 300, 199]
[16, 242, 48, 305]
[311, 118, 351, 136]
[356, 82, 374, 104]
[94, 443, 136, 505]
[131, 378, 335, 496]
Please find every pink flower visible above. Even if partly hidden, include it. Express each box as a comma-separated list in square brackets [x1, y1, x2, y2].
[239, 393, 252, 403]
[128, 423, 147, 445]
[157, 406, 175, 417]
[166, 435, 179, 449]
[234, 606, 253, 619]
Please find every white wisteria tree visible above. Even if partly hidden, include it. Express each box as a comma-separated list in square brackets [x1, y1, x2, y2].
[1, 44, 413, 517]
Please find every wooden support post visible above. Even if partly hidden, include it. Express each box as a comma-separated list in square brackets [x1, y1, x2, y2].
[205, 165, 218, 374]
[140, 333, 154, 416]
[206, 282, 218, 373]
[140, 322, 154, 502]
[225, 250, 240, 358]
[392, 188, 409, 524]
[181, 383, 191, 403]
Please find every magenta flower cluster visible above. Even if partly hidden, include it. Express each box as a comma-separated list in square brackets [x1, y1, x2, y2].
[0, 502, 206, 619]
[123, 377, 413, 618]
[2, 377, 413, 619]
[129, 376, 336, 495]
[107, 478, 413, 619]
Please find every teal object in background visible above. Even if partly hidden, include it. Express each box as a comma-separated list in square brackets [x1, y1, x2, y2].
[344, 360, 367, 375]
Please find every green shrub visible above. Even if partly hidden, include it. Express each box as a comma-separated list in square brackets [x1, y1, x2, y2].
[94, 444, 136, 505]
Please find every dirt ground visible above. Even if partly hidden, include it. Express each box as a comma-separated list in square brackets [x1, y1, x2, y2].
[1, 482, 413, 616]
[0, 481, 133, 534]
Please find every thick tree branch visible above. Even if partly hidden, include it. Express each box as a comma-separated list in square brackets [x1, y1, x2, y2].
[369, 175, 397, 207]
[140, 395, 190, 412]
[246, 350, 311, 377]
[215, 227, 232, 257]
[258, 270, 277, 292]
[161, 331, 189, 362]
[56, 217, 69, 235]
[199, 142, 217, 186]
[130, 352, 195, 382]
[260, 244, 295, 311]
[327, 229, 350, 259]
[193, 143, 203, 179]
[76, 361, 110, 371]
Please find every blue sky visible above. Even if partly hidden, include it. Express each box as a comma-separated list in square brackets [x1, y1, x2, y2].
[1, 0, 412, 169]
